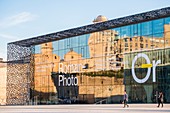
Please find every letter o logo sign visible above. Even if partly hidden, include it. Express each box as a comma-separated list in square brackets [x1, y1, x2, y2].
[132, 53, 151, 83]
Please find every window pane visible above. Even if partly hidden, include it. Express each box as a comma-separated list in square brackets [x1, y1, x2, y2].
[70, 36, 79, 48]
[141, 21, 152, 35]
[153, 19, 164, 33]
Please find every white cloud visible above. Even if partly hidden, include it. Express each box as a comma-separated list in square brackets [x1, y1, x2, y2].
[0, 12, 37, 28]
[0, 12, 37, 61]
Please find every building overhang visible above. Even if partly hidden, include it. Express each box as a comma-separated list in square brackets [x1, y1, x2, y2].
[8, 7, 170, 47]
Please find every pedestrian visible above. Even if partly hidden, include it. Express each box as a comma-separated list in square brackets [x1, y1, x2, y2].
[157, 91, 163, 107]
[123, 90, 129, 108]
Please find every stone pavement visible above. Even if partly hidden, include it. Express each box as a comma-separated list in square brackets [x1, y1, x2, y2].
[0, 104, 170, 113]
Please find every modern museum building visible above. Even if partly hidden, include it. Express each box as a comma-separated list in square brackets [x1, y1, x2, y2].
[7, 7, 170, 105]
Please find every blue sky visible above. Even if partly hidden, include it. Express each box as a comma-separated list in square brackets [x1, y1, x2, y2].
[0, 0, 170, 60]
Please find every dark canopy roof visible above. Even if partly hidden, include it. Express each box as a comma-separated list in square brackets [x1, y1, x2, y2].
[8, 7, 170, 47]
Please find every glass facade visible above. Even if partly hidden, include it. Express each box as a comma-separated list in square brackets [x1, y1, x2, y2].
[31, 16, 170, 104]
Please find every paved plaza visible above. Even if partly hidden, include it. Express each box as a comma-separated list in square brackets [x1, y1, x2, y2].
[0, 104, 170, 113]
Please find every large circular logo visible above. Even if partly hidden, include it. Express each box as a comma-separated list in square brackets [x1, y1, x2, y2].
[131, 53, 151, 83]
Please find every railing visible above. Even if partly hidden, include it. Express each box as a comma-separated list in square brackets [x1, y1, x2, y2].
[95, 99, 108, 104]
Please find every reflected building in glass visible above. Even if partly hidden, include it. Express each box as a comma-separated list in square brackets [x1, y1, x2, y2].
[7, 7, 170, 105]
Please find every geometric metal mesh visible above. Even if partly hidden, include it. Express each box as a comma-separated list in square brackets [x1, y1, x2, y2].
[6, 44, 33, 105]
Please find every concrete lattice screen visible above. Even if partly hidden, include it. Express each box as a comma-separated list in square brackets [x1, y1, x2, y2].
[6, 44, 34, 105]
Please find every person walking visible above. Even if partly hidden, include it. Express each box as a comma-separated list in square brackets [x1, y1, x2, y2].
[123, 90, 129, 108]
[157, 91, 163, 107]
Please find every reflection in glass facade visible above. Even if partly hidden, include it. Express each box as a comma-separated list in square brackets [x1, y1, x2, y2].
[31, 16, 170, 104]
[7, 8, 170, 105]
[33, 27, 125, 104]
